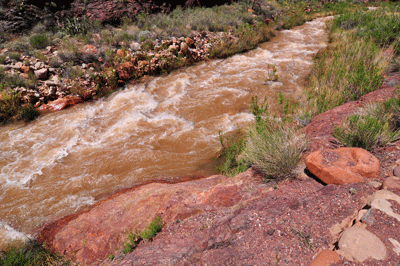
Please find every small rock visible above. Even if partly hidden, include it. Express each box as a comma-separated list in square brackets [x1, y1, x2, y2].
[388, 238, 400, 255]
[185, 37, 195, 47]
[34, 68, 48, 80]
[387, 79, 398, 88]
[393, 166, 400, 177]
[116, 49, 125, 57]
[367, 190, 400, 205]
[13, 62, 23, 71]
[305, 148, 380, 185]
[381, 175, 400, 190]
[338, 227, 387, 262]
[34, 62, 43, 70]
[309, 250, 341, 266]
[168, 44, 179, 53]
[360, 208, 375, 225]
[21, 65, 33, 74]
[130, 41, 141, 51]
[180, 42, 189, 54]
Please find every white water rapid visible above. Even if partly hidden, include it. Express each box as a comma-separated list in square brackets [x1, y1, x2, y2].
[0, 17, 330, 248]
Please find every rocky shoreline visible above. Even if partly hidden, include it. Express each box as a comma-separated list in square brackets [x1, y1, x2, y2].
[0, 31, 221, 113]
[37, 72, 400, 265]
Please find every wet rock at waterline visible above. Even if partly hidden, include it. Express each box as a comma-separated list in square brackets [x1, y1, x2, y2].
[38, 95, 83, 112]
[305, 148, 380, 185]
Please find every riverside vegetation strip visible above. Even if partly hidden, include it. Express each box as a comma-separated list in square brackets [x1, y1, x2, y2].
[1, 0, 400, 264]
[1, 0, 365, 125]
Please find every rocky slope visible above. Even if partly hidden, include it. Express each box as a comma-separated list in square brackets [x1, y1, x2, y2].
[37, 71, 400, 265]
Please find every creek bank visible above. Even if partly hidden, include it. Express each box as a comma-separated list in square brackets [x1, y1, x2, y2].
[0, 32, 218, 113]
[37, 72, 400, 265]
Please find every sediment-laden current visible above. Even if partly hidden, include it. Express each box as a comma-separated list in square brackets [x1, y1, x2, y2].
[0, 17, 330, 248]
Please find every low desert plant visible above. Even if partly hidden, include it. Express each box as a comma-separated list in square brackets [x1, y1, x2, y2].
[242, 102, 308, 179]
[0, 240, 69, 266]
[333, 100, 400, 151]
[122, 216, 163, 254]
[304, 28, 389, 116]
[216, 130, 249, 177]
[29, 33, 50, 49]
[63, 17, 88, 36]
[217, 96, 308, 179]
[140, 216, 163, 240]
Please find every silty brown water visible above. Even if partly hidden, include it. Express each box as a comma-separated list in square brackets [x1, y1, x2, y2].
[0, 17, 330, 248]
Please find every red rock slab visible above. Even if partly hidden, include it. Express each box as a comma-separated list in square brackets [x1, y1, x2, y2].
[40, 171, 260, 265]
[38, 96, 83, 112]
[305, 147, 380, 185]
[112, 180, 374, 266]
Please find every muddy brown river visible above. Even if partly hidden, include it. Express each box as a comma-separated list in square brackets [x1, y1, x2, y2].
[0, 17, 330, 248]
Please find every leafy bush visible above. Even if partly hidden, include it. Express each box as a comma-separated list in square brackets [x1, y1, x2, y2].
[333, 100, 400, 151]
[29, 33, 50, 49]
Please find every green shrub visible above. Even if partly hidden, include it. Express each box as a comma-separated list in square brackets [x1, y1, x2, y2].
[333, 10, 400, 48]
[122, 216, 163, 254]
[216, 130, 249, 177]
[0, 54, 6, 64]
[241, 97, 308, 179]
[10, 52, 21, 61]
[63, 17, 88, 36]
[29, 33, 50, 49]
[0, 240, 69, 266]
[209, 22, 275, 58]
[304, 28, 389, 116]
[18, 104, 40, 122]
[333, 101, 400, 151]
[140, 216, 163, 240]
[217, 96, 308, 179]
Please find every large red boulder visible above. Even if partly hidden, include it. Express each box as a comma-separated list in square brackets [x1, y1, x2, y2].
[305, 147, 380, 185]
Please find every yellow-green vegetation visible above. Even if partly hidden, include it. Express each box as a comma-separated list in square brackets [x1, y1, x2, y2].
[122, 216, 163, 255]
[0, 69, 40, 124]
[242, 97, 308, 180]
[333, 96, 400, 151]
[0, 240, 70, 266]
[217, 2, 400, 179]
[217, 97, 308, 179]
[302, 4, 400, 117]
[303, 29, 389, 116]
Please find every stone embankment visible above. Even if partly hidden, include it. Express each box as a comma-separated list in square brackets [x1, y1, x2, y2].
[37, 72, 400, 265]
[0, 32, 218, 112]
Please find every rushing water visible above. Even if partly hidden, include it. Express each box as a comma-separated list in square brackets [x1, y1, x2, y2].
[0, 17, 330, 248]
